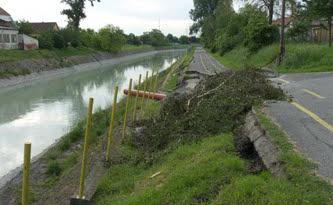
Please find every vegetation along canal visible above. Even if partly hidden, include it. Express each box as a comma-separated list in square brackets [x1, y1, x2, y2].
[0, 50, 184, 178]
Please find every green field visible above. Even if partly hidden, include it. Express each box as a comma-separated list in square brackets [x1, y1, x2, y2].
[210, 43, 333, 73]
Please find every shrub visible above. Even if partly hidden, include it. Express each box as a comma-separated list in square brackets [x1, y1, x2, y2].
[53, 33, 65, 49]
[245, 25, 279, 52]
[47, 160, 63, 176]
[287, 20, 310, 42]
[59, 28, 81, 47]
[38, 32, 54, 49]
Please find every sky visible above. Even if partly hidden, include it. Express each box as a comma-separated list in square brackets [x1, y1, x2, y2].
[0, 0, 194, 37]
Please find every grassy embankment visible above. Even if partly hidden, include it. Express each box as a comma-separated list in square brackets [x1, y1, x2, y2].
[90, 56, 332, 204]
[211, 43, 333, 73]
[0, 44, 190, 79]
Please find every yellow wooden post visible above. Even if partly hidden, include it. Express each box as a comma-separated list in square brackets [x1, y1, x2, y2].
[154, 71, 159, 94]
[133, 74, 142, 121]
[79, 98, 94, 199]
[122, 79, 133, 140]
[22, 143, 31, 205]
[149, 71, 155, 100]
[106, 86, 118, 162]
[140, 71, 149, 117]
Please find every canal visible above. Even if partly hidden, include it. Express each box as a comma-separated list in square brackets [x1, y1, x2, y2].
[0, 50, 184, 178]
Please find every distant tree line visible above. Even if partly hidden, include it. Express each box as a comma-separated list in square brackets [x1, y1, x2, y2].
[16, 20, 197, 53]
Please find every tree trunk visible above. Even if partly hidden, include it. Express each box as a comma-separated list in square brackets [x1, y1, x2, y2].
[329, 15, 332, 47]
[268, 0, 274, 25]
[278, 0, 286, 65]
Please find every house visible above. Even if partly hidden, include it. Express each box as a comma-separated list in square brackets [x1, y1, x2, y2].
[273, 16, 333, 42]
[30, 22, 59, 37]
[309, 20, 333, 43]
[0, 7, 19, 49]
[272, 16, 294, 33]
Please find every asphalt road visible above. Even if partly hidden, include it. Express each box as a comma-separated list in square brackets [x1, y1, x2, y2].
[267, 72, 333, 180]
[188, 48, 225, 75]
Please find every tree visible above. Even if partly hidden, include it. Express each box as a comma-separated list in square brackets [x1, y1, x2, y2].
[305, 0, 333, 47]
[179, 35, 190, 44]
[140, 30, 168, 47]
[150, 29, 168, 47]
[16, 20, 33, 35]
[98, 25, 126, 53]
[61, 0, 100, 29]
[167, 34, 174, 43]
[189, 0, 220, 33]
[127, 33, 142, 45]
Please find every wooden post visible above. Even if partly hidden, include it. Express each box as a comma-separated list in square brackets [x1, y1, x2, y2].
[122, 79, 133, 140]
[154, 71, 159, 93]
[106, 86, 118, 162]
[140, 71, 149, 118]
[22, 143, 31, 205]
[133, 75, 142, 121]
[149, 71, 155, 100]
[79, 98, 94, 199]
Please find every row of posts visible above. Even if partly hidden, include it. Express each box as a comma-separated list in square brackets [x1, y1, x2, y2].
[21, 70, 159, 205]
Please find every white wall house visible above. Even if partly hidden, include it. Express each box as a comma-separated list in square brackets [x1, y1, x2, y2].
[0, 7, 19, 50]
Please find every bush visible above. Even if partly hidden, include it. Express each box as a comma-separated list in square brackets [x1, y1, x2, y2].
[47, 160, 63, 176]
[38, 32, 54, 49]
[59, 28, 81, 47]
[53, 33, 65, 49]
[287, 20, 310, 42]
[241, 5, 279, 52]
[245, 25, 279, 52]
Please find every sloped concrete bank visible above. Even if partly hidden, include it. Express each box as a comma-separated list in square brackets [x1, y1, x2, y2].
[0, 48, 182, 89]
[237, 109, 284, 176]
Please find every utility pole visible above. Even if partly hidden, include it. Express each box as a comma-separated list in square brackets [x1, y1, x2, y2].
[278, 0, 286, 65]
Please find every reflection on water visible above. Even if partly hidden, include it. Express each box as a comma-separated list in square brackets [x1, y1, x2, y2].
[0, 50, 184, 177]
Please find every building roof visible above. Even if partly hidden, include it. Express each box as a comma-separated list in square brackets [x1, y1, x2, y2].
[30, 22, 59, 34]
[0, 7, 17, 30]
[0, 7, 10, 16]
[272, 17, 293, 26]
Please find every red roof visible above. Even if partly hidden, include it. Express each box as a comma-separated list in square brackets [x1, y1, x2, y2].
[0, 7, 10, 16]
[30, 22, 59, 34]
[272, 17, 293, 26]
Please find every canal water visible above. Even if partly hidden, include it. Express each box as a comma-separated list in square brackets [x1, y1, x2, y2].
[0, 50, 184, 178]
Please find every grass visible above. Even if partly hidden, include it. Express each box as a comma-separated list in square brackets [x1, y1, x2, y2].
[210, 43, 333, 73]
[92, 134, 246, 205]
[278, 43, 333, 73]
[0, 47, 97, 63]
[91, 59, 332, 204]
[93, 130, 333, 205]
[121, 44, 153, 52]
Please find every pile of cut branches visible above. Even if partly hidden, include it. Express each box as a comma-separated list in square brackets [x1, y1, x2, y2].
[132, 69, 285, 155]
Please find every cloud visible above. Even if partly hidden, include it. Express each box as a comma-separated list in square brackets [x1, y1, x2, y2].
[0, 0, 193, 36]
